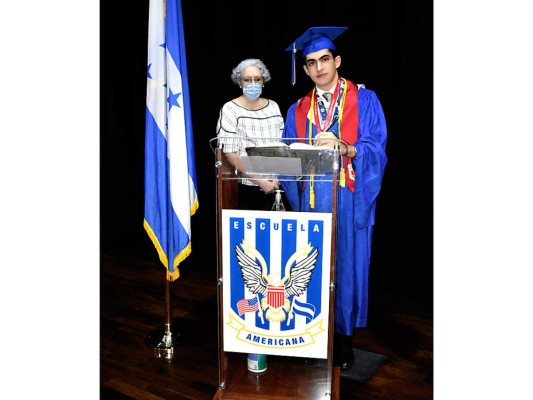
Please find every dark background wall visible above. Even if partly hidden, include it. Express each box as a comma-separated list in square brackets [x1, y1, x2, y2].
[101, 0, 433, 320]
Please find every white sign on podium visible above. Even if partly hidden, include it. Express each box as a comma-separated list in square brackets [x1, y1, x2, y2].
[221, 209, 332, 359]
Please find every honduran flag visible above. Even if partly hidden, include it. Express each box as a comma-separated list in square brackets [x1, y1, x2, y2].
[292, 299, 316, 322]
[144, 0, 198, 281]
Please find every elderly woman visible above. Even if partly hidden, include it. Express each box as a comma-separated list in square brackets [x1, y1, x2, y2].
[216, 58, 285, 210]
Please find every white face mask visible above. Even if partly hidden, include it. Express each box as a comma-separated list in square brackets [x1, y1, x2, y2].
[242, 83, 262, 101]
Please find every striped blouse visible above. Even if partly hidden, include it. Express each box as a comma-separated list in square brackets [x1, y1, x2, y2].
[216, 99, 284, 185]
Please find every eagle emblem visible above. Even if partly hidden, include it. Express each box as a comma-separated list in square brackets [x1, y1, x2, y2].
[235, 240, 319, 324]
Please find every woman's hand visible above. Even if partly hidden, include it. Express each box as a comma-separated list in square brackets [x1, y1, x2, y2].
[257, 178, 279, 194]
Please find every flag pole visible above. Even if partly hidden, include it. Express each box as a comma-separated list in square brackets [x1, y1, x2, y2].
[145, 274, 186, 359]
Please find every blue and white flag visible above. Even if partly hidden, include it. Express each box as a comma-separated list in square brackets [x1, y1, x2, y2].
[292, 299, 316, 322]
[144, 0, 198, 281]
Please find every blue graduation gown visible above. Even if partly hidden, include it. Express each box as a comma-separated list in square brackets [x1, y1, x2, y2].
[281, 84, 387, 334]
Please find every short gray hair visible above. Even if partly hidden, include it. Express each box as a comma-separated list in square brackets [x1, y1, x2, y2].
[230, 58, 272, 85]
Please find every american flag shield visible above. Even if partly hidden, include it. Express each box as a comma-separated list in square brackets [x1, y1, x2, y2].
[267, 285, 285, 309]
[221, 209, 332, 359]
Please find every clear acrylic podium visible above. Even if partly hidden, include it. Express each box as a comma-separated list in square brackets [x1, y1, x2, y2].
[211, 137, 342, 400]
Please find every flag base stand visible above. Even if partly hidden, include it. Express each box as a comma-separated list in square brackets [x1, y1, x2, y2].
[145, 327, 187, 360]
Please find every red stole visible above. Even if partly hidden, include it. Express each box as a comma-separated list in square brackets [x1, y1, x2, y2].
[294, 79, 359, 191]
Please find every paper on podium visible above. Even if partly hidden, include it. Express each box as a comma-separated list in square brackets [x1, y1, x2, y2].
[245, 142, 336, 175]
[242, 156, 303, 175]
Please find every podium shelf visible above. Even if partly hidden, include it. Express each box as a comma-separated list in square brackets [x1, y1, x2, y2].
[214, 352, 339, 400]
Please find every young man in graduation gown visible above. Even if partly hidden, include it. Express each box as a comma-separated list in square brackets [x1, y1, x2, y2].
[280, 26, 388, 370]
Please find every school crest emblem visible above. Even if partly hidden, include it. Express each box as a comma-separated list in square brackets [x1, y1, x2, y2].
[235, 240, 319, 323]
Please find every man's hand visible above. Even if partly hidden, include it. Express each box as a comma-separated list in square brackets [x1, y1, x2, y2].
[314, 131, 340, 148]
[314, 131, 349, 155]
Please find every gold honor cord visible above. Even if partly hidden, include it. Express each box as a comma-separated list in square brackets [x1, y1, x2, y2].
[307, 90, 316, 209]
[338, 78, 348, 187]
[307, 80, 350, 207]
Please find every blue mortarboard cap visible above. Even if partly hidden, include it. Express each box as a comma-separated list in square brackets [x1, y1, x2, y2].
[285, 26, 348, 85]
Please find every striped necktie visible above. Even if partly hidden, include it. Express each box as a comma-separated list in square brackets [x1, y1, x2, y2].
[322, 92, 332, 102]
